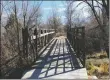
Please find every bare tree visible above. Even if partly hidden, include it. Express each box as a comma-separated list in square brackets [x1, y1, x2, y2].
[64, 0, 109, 57]
[1, 1, 43, 77]
[47, 8, 62, 34]
[65, 1, 73, 29]
[83, 0, 109, 57]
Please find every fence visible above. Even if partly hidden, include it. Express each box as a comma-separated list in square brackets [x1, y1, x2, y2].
[0, 28, 55, 78]
[67, 26, 85, 67]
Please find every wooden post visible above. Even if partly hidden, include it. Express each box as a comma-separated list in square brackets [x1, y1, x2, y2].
[34, 28, 38, 59]
[48, 34, 50, 42]
[71, 28, 74, 48]
[22, 28, 28, 58]
[25, 28, 28, 57]
[42, 30, 44, 47]
[82, 27, 85, 67]
[74, 29, 75, 49]
[22, 28, 28, 67]
[44, 30, 46, 46]
[0, 11, 1, 78]
[76, 28, 80, 57]
[22, 28, 25, 57]
[73, 28, 75, 49]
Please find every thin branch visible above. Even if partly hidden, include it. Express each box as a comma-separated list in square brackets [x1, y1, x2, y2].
[26, 1, 43, 28]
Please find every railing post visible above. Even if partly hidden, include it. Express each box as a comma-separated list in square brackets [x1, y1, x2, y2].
[0, 58, 1, 78]
[22, 28, 29, 66]
[71, 28, 74, 48]
[43, 30, 44, 47]
[34, 28, 38, 59]
[22, 28, 28, 57]
[73, 28, 75, 49]
[48, 33, 50, 42]
[74, 29, 76, 51]
[82, 27, 85, 67]
[45, 30, 46, 46]
[78, 29, 80, 58]
[40, 30, 42, 48]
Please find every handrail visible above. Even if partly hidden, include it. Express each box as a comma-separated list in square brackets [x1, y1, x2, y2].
[1, 28, 55, 78]
[1, 31, 54, 67]
[1, 31, 54, 66]
[31, 31, 55, 40]
[38, 31, 55, 37]
[67, 27, 85, 67]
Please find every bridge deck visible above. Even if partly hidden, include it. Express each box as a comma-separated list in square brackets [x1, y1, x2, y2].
[22, 36, 88, 79]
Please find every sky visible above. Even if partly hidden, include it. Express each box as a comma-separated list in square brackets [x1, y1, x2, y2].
[1, 1, 101, 26]
[1, 1, 91, 24]
[39, 1, 92, 25]
[41, 1, 66, 24]
[1, 1, 66, 25]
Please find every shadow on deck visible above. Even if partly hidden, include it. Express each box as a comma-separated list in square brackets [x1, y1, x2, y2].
[22, 36, 87, 79]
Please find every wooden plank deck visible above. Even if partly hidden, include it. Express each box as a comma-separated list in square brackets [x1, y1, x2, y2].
[22, 36, 88, 79]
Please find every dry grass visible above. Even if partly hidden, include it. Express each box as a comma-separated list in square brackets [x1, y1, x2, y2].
[87, 62, 109, 74]
[86, 51, 109, 79]
[86, 51, 108, 59]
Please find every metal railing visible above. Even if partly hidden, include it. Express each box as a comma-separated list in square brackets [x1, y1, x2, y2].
[67, 26, 85, 67]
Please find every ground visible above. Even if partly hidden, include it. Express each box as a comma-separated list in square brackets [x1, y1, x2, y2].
[86, 51, 109, 79]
